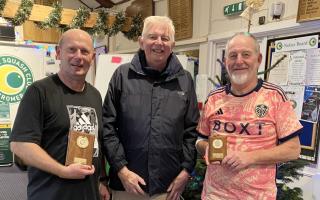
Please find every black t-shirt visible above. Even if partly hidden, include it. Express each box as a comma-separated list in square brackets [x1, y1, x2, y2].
[10, 74, 103, 200]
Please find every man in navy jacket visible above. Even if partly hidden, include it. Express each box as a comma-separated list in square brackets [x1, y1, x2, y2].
[102, 16, 199, 200]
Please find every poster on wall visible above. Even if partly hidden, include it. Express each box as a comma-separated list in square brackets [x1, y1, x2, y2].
[306, 48, 320, 85]
[0, 47, 44, 104]
[298, 86, 320, 162]
[281, 85, 304, 117]
[268, 51, 290, 85]
[0, 44, 45, 120]
[301, 86, 320, 122]
[0, 123, 12, 166]
[0, 43, 45, 166]
[44, 45, 59, 77]
[298, 120, 319, 162]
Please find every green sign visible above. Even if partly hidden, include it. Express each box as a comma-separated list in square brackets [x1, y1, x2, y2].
[0, 123, 12, 166]
[224, 1, 245, 16]
[0, 56, 34, 104]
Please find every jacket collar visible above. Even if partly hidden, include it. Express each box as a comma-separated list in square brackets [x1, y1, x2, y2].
[130, 50, 184, 80]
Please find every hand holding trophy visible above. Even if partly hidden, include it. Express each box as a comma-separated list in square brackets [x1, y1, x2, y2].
[65, 131, 95, 166]
[208, 134, 227, 163]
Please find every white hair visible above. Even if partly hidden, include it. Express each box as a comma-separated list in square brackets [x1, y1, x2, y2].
[225, 32, 260, 54]
[141, 16, 175, 42]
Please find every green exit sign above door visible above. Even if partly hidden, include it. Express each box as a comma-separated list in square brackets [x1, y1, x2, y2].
[224, 1, 245, 16]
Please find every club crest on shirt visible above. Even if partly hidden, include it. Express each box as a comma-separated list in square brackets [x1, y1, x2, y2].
[255, 104, 268, 118]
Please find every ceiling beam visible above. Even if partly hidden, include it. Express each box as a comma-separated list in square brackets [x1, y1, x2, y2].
[95, 0, 114, 8]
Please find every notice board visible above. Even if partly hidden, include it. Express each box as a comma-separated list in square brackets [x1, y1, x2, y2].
[265, 32, 320, 163]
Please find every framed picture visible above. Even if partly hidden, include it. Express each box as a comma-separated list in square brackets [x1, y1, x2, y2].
[95, 45, 108, 63]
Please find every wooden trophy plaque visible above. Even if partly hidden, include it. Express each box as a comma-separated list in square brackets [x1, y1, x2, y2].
[208, 135, 227, 163]
[65, 131, 95, 166]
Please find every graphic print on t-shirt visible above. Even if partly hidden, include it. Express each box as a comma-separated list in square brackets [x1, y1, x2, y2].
[67, 105, 99, 157]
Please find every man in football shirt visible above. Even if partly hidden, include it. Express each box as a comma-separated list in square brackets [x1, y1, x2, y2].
[196, 32, 302, 200]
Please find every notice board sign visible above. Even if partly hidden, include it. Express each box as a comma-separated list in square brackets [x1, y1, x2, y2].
[265, 32, 320, 163]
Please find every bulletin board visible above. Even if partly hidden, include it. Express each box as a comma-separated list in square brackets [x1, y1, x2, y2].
[265, 32, 320, 163]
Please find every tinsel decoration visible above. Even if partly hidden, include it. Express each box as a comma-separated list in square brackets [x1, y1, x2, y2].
[108, 11, 125, 37]
[6, 0, 33, 26]
[0, 0, 6, 15]
[68, 5, 90, 29]
[91, 9, 109, 35]
[122, 13, 143, 41]
[34, 1, 62, 29]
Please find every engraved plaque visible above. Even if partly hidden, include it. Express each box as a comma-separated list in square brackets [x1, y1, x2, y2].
[65, 131, 95, 166]
[208, 135, 227, 163]
[168, 0, 193, 40]
[297, 0, 320, 22]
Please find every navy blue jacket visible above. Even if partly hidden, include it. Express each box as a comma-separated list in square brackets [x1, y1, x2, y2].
[102, 51, 199, 195]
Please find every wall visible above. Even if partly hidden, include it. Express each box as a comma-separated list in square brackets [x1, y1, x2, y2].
[207, 0, 320, 85]
[207, 0, 314, 84]
[210, 0, 299, 34]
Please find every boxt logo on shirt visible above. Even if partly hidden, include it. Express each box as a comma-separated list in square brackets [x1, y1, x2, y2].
[0, 56, 33, 103]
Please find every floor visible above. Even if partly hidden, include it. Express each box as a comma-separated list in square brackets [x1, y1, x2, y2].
[0, 164, 27, 200]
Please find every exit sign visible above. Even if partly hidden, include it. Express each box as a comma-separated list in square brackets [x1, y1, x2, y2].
[224, 1, 245, 16]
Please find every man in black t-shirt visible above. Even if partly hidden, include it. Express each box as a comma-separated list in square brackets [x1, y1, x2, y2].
[10, 29, 110, 200]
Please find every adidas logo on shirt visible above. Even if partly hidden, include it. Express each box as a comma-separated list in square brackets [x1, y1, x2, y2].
[215, 108, 223, 115]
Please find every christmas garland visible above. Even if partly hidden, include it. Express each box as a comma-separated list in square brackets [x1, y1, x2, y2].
[69, 5, 90, 29]
[108, 11, 125, 37]
[0, 0, 143, 41]
[122, 13, 143, 41]
[34, 1, 62, 29]
[0, 0, 6, 15]
[6, 0, 33, 26]
[91, 9, 109, 35]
